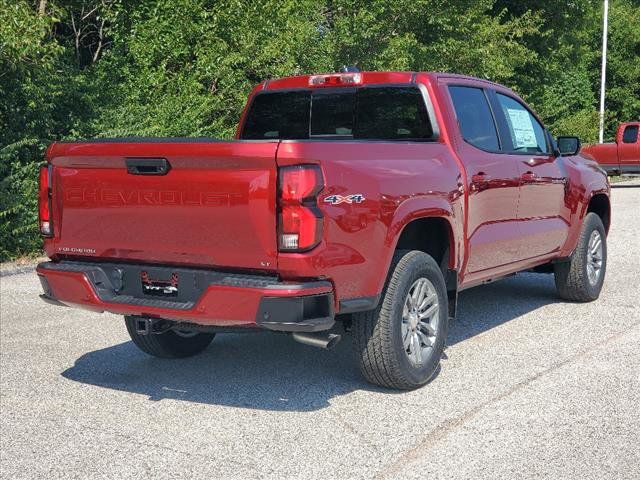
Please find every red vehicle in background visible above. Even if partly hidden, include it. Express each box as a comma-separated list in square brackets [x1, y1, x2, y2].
[36, 71, 610, 390]
[582, 122, 640, 175]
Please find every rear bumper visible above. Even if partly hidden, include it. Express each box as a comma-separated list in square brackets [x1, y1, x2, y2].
[36, 261, 334, 332]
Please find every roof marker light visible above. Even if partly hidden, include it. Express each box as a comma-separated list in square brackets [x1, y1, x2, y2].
[308, 73, 362, 87]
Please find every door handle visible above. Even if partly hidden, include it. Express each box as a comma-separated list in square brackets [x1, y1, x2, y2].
[126, 158, 171, 175]
[471, 172, 489, 184]
[470, 172, 490, 192]
[521, 171, 537, 182]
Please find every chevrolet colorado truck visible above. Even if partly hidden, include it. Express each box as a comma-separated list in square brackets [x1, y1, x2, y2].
[36, 71, 610, 390]
[582, 122, 640, 175]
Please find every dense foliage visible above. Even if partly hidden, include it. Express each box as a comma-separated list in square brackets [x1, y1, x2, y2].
[1, 0, 639, 260]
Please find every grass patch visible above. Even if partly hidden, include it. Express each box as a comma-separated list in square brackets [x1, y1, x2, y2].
[609, 175, 639, 184]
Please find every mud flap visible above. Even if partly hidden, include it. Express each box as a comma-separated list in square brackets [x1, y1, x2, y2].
[445, 269, 458, 321]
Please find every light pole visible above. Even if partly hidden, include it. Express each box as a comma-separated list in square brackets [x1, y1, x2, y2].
[598, 0, 609, 144]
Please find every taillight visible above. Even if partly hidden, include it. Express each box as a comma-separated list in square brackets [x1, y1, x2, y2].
[38, 164, 53, 237]
[278, 165, 323, 251]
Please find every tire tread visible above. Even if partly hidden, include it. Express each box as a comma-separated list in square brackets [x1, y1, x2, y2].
[353, 250, 447, 390]
[554, 212, 606, 302]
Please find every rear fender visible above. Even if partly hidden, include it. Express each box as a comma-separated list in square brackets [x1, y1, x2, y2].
[375, 196, 458, 297]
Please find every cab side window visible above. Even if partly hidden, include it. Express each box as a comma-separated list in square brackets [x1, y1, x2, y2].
[622, 125, 639, 144]
[449, 86, 500, 151]
[496, 93, 549, 154]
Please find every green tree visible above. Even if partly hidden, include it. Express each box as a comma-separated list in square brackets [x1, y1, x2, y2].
[600, 0, 640, 139]
[0, 1, 62, 259]
[89, 0, 331, 137]
[1, 0, 639, 260]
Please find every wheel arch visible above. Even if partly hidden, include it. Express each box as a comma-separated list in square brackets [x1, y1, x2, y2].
[587, 192, 611, 234]
[560, 182, 610, 258]
[393, 217, 455, 272]
[381, 206, 459, 319]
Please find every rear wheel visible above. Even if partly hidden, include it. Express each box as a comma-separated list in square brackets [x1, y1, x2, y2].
[554, 212, 607, 302]
[125, 316, 215, 358]
[352, 250, 448, 390]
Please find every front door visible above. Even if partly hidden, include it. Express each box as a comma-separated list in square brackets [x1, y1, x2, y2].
[619, 124, 640, 170]
[491, 92, 569, 259]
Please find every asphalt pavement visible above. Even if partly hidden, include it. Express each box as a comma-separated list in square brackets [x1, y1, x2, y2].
[1, 179, 639, 479]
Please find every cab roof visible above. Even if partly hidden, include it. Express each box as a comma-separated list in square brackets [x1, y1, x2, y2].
[260, 71, 509, 91]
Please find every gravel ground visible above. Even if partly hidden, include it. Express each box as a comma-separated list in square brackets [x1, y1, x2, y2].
[1, 180, 639, 480]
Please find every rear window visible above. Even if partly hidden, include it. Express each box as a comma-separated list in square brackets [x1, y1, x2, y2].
[311, 91, 355, 136]
[240, 86, 433, 141]
[240, 91, 309, 139]
[356, 87, 432, 140]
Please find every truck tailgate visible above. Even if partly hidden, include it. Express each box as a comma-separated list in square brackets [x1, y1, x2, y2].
[47, 140, 279, 271]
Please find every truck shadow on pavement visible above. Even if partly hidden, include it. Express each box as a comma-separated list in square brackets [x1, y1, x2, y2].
[61, 273, 557, 411]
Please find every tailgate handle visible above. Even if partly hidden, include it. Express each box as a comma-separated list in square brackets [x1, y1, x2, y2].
[126, 158, 171, 175]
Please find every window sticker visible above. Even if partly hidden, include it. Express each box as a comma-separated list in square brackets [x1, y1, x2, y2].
[506, 108, 537, 148]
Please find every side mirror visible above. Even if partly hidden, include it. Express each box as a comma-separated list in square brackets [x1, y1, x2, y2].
[556, 136, 581, 156]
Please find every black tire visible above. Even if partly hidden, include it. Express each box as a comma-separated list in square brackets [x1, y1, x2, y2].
[124, 316, 215, 358]
[554, 212, 607, 302]
[352, 250, 448, 390]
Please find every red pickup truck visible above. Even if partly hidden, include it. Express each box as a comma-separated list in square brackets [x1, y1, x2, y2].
[37, 71, 610, 390]
[582, 122, 640, 175]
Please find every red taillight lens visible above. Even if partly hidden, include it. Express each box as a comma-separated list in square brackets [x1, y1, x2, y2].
[278, 165, 323, 251]
[38, 164, 53, 236]
[281, 166, 320, 201]
[280, 206, 320, 250]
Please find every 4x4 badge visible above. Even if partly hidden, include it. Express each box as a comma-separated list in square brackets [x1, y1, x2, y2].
[324, 194, 365, 205]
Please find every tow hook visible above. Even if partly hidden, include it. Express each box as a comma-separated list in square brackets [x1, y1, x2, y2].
[134, 317, 171, 336]
[292, 332, 342, 350]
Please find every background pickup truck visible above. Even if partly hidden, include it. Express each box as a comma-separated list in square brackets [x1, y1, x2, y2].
[36, 71, 610, 390]
[582, 122, 640, 175]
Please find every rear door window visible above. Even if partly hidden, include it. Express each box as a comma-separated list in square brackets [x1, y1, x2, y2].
[240, 86, 433, 141]
[448, 86, 500, 151]
[622, 125, 639, 143]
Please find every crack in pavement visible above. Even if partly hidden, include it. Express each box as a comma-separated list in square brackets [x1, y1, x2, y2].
[2, 408, 251, 472]
[374, 322, 640, 479]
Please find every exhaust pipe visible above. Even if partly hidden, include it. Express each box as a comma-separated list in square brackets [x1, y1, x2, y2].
[292, 332, 341, 350]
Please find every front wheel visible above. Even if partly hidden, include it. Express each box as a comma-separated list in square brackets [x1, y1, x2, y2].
[352, 250, 448, 390]
[125, 316, 215, 358]
[554, 212, 607, 302]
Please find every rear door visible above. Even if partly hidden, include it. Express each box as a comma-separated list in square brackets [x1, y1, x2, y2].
[490, 91, 569, 259]
[49, 140, 279, 270]
[447, 85, 522, 274]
